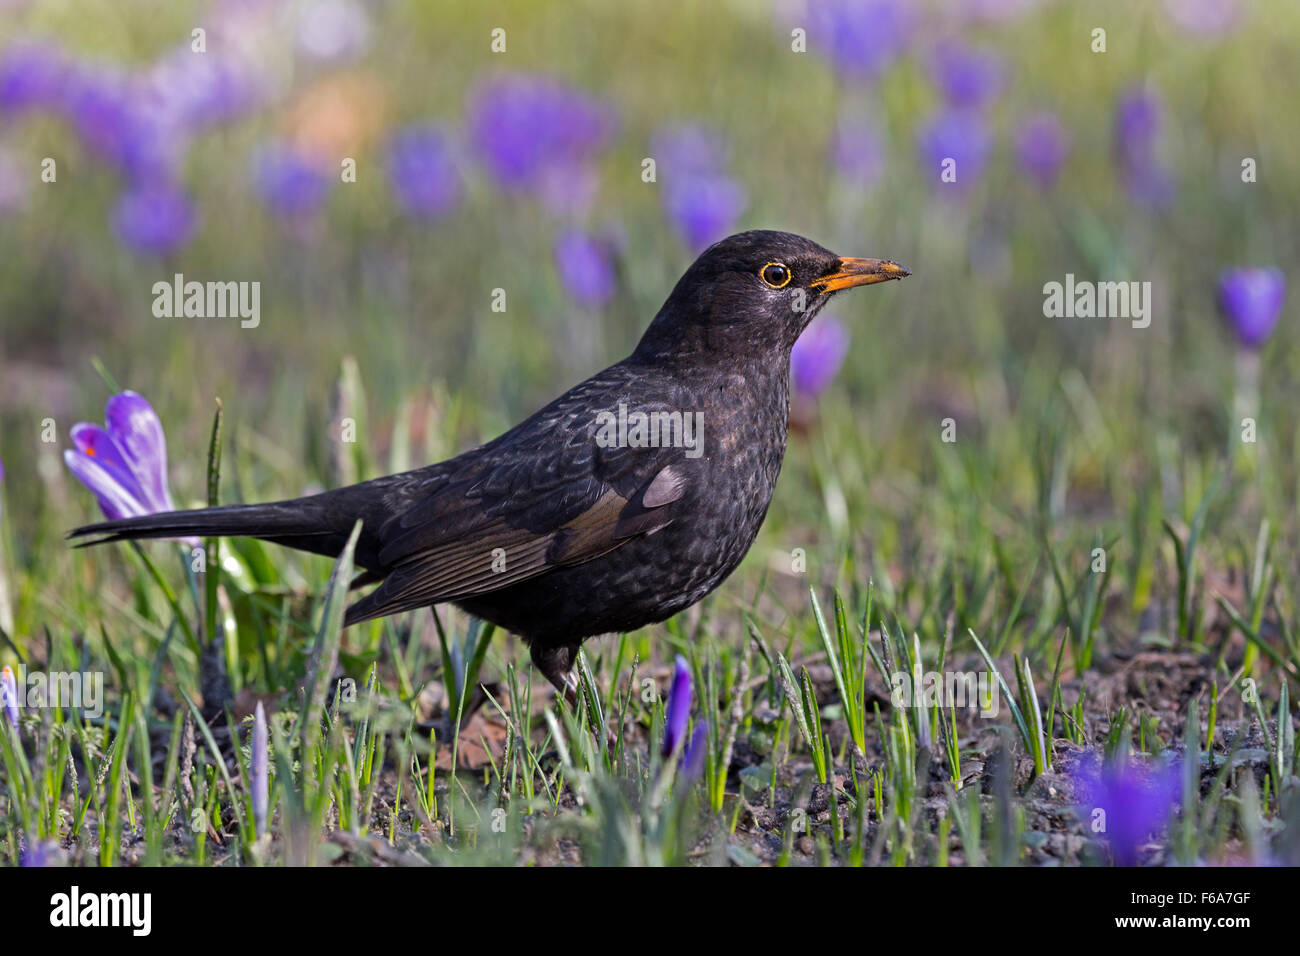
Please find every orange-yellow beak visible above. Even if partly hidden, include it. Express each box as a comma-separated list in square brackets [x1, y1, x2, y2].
[809, 257, 911, 293]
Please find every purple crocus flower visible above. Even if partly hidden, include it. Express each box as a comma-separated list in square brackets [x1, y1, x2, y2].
[1015, 112, 1070, 188]
[252, 700, 269, 838]
[57, 66, 181, 180]
[468, 74, 615, 192]
[554, 229, 617, 308]
[1, 665, 18, 728]
[830, 117, 883, 187]
[663, 174, 747, 253]
[252, 142, 332, 220]
[1114, 86, 1162, 164]
[63, 391, 180, 521]
[1076, 761, 1180, 866]
[650, 126, 748, 251]
[806, 0, 916, 81]
[1113, 85, 1176, 205]
[0, 40, 69, 113]
[386, 124, 462, 219]
[662, 655, 692, 757]
[929, 42, 1003, 111]
[1218, 268, 1286, 349]
[60, 66, 130, 150]
[112, 184, 198, 256]
[917, 109, 992, 189]
[791, 315, 851, 399]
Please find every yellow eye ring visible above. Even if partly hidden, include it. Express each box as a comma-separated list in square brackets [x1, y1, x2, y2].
[760, 262, 792, 289]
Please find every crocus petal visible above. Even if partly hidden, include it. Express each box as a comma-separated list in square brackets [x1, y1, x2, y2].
[792, 316, 851, 399]
[468, 73, 616, 192]
[69, 421, 151, 511]
[1076, 761, 1180, 866]
[554, 229, 617, 308]
[660, 658, 691, 754]
[105, 391, 176, 512]
[662, 654, 693, 757]
[386, 123, 462, 219]
[63, 449, 149, 521]
[1218, 267, 1286, 349]
[663, 174, 747, 253]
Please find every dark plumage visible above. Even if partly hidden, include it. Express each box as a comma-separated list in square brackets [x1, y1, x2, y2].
[69, 231, 909, 690]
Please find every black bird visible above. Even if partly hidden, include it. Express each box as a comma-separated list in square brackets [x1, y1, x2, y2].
[70, 231, 909, 691]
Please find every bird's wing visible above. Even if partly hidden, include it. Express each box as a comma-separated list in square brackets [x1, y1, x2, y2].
[343, 381, 694, 624]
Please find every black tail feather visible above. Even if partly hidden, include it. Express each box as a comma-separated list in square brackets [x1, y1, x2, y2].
[68, 490, 389, 571]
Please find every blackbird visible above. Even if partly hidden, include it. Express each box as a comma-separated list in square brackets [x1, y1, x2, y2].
[70, 231, 909, 691]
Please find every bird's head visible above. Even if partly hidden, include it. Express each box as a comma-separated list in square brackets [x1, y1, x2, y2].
[633, 230, 909, 365]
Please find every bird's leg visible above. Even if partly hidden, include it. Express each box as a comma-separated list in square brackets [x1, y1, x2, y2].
[530, 642, 578, 696]
[531, 642, 623, 751]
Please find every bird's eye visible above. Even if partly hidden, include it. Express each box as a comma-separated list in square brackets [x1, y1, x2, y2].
[760, 262, 791, 289]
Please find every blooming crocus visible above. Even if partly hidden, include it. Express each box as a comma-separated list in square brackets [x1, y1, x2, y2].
[929, 42, 1003, 111]
[806, 0, 916, 81]
[468, 74, 615, 193]
[112, 184, 198, 256]
[1218, 267, 1286, 349]
[650, 123, 748, 251]
[791, 315, 850, 399]
[0, 665, 18, 728]
[386, 124, 462, 219]
[1015, 112, 1070, 188]
[252, 142, 332, 220]
[1114, 86, 1162, 164]
[662, 655, 692, 757]
[58, 66, 179, 180]
[663, 174, 747, 252]
[918, 109, 991, 191]
[1076, 761, 1180, 866]
[554, 229, 617, 308]
[1112, 86, 1175, 206]
[0, 40, 69, 113]
[252, 701, 269, 838]
[63, 391, 180, 521]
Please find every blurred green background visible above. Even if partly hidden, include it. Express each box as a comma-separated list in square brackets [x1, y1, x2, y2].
[1, 0, 1298, 654]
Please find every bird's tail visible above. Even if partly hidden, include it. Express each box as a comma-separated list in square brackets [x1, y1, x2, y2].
[67, 483, 393, 570]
